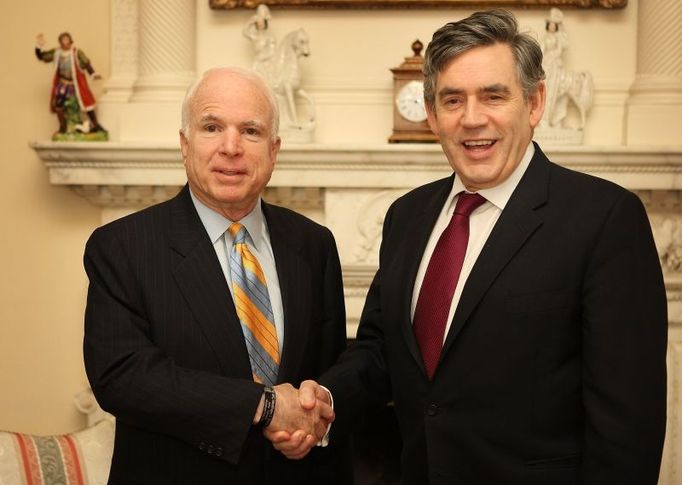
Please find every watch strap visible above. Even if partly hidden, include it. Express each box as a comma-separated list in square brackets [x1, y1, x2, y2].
[259, 386, 276, 428]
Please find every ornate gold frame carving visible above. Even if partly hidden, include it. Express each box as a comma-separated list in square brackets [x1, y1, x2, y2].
[211, 0, 626, 9]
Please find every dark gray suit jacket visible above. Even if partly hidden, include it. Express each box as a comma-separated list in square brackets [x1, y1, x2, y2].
[321, 144, 667, 485]
[84, 185, 351, 485]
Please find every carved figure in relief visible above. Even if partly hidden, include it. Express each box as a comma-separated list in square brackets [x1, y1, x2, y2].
[35, 32, 108, 141]
[243, 6, 315, 142]
[652, 215, 682, 272]
[354, 190, 403, 264]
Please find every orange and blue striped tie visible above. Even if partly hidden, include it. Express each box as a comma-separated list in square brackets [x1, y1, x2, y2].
[228, 223, 279, 386]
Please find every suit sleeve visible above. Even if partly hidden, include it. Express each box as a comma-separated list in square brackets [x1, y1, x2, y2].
[304, 228, 356, 484]
[318, 227, 348, 369]
[83, 227, 264, 465]
[319, 207, 394, 431]
[580, 190, 667, 484]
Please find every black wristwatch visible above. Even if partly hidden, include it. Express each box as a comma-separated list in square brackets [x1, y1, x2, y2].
[259, 386, 276, 428]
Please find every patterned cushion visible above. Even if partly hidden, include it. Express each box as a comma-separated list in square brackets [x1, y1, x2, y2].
[0, 417, 114, 485]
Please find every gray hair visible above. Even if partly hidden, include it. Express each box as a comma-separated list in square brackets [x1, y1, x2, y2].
[423, 9, 545, 110]
[180, 66, 280, 139]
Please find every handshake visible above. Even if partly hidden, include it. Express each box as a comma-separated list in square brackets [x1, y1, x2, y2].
[253, 380, 332, 460]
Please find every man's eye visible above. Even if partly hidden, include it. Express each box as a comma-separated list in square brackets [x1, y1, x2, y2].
[204, 124, 219, 133]
[243, 127, 261, 136]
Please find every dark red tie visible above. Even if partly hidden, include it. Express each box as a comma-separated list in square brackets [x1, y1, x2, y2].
[413, 192, 486, 380]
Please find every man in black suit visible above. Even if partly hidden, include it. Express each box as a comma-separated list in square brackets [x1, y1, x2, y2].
[83, 67, 350, 484]
[274, 10, 668, 484]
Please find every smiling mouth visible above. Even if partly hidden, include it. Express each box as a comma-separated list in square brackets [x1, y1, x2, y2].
[462, 140, 496, 149]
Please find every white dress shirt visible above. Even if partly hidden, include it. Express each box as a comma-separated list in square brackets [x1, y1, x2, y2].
[190, 190, 285, 355]
[410, 142, 535, 342]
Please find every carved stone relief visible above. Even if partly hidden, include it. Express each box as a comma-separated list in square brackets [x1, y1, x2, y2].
[653, 216, 682, 273]
[325, 189, 407, 266]
[639, 190, 682, 275]
[353, 190, 405, 264]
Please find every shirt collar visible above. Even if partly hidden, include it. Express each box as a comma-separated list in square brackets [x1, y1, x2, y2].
[189, 189, 265, 249]
[450, 142, 535, 211]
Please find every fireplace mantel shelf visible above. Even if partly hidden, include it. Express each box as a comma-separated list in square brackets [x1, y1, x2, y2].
[33, 141, 682, 195]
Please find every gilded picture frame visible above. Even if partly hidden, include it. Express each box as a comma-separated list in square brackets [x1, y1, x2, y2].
[211, 0, 626, 9]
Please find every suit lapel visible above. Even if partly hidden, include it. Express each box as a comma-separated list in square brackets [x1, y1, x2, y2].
[169, 186, 253, 378]
[398, 176, 456, 375]
[262, 203, 311, 384]
[440, 146, 550, 359]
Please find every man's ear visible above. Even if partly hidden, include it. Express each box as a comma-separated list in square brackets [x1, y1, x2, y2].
[529, 81, 547, 128]
[270, 136, 281, 164]
[179, 129, 188, 162]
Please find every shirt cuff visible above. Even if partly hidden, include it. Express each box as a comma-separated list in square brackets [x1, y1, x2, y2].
[316, 385, 333, 447]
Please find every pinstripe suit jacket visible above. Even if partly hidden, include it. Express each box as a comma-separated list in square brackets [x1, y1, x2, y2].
[83, 185, 350, 485]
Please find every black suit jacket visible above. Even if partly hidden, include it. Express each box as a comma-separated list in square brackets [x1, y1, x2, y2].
[321, 144, 667, 485]
[84, 185, 351, 485]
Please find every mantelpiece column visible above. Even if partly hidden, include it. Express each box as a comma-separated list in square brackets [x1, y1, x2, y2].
[121, 0, 197, 141]
[626, 0, 682, 145]
[130, 0, 196, 103]
[96, 0, 139, 140]
[101, 0, 139, 104]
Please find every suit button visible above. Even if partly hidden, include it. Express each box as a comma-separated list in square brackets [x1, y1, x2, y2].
[207, 444, 215, 454]
[216, 447, 223, 457]
[199, 442, 206, 451]
[426, 404, 438, 416]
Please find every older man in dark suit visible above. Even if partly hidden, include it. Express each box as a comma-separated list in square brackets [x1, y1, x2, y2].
[273, 10, 668, 485]
[83, 67, 350, 484]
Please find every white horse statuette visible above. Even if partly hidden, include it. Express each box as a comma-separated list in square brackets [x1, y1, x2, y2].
[536, 8, 594, 145]
[243, 6, 315, 142]
[269, 29, 315, 133]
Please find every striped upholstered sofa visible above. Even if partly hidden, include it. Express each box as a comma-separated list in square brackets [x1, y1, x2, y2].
[0, 390, 113, 485]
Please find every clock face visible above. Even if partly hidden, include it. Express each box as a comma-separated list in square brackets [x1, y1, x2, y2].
[396, 80, 427, 123]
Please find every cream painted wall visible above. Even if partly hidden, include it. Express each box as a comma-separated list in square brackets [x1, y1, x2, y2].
[0, 1, 107, 434]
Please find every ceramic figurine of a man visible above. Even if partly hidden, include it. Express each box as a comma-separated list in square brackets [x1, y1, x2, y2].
[35, 32, 107, 140]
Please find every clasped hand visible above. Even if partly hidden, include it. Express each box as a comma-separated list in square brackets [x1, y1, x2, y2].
[263, 380, 331, 460]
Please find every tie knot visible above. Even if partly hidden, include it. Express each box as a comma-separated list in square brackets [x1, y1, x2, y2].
[454, 192, 486, 217]
[228, 222, 248, 244]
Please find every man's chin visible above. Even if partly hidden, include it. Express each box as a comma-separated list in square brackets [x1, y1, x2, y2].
[457, 169, 501, 191]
